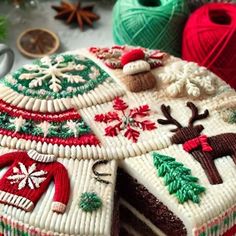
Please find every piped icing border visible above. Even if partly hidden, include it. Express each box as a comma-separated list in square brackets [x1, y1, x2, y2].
[0, 133, 170, 159]
[0, 99, 81, 122]
[0, 129, 99, 147]
[0, 79, 125, 113]
[27, 149, 56, 163]
[193, 203, 236, 236]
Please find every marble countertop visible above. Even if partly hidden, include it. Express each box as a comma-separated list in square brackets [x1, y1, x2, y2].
[0, 0, 114, 71]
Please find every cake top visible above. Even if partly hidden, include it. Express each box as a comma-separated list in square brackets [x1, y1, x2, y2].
[0, 45, 233, 160]
[0, 46, 235, 236]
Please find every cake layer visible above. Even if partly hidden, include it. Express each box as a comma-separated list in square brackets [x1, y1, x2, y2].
[117, 168, 186, 235]
[120, 198, 166, 236]
[119, 142, 236, 236]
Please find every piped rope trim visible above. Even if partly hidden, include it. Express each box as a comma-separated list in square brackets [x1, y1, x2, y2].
[0, 85, 71, 113]
[152, 152, 205, 204]
[0, 79, 125, 112]
[0, 99, 81, 122]
[0, 215, 53, 236]
[0, 191, 34, 212]
[0, 132, 171, 159]
[193, 203, 236, 236]
[0, 128, 99, 146]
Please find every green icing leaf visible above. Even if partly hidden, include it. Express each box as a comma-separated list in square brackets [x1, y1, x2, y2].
[152, 152, 205, 204]
[79, 192, 102, 212]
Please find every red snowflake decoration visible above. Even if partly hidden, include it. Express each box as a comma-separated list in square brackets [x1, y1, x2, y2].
[89, 46, 166, 69]
[94, 97, 157, 143]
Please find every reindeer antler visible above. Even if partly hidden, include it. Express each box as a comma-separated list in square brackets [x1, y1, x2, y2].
[187, 102, 209, 126]
[158, 104, 183, 132]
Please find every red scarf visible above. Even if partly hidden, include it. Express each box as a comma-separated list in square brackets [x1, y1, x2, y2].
[183, 135, 213, 153]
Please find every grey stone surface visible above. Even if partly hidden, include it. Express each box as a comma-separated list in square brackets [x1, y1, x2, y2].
[0, 0, 114, 72]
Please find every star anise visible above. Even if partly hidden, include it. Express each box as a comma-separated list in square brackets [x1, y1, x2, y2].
[52, 0, 100, 31]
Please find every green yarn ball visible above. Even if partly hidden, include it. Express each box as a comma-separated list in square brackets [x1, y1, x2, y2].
[79, 192, 102, 212]
[112, 0, 190, 56]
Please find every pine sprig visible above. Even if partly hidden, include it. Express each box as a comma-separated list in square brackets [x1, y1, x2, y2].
[152, 152, 205, 204]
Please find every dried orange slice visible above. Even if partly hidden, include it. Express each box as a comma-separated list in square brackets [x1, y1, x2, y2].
[17, 28, 60, 58]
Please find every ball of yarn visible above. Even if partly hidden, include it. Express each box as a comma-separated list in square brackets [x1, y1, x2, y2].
[112, 0, 190, 56]
[182, 3, 236, 89]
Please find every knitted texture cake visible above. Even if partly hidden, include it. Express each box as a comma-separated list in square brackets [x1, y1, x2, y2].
[0, 45, 235, 236]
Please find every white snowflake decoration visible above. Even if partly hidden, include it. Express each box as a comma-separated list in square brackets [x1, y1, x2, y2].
[7, 162, 47, 190]
[89, 66, 100, 80]
[160, 61, 217, 98]
[65, 120, 79, 138]
[10, 116, 26, 132]
[36, 121, 51, 138]
[6, 74, 17, 85]
[18, 55, 87, 93]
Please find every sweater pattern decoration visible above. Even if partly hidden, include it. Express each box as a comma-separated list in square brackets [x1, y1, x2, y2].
[0, 150, 70, 213]
[7, 162, 47, 190]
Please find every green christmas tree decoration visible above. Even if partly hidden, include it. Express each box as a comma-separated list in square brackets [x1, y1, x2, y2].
[0, 16, 7, 41]
[152, 152, 205, 204]
[79, 192, 102, 212]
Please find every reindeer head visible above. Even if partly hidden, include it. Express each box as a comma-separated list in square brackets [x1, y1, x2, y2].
[158, 102, 209, 144]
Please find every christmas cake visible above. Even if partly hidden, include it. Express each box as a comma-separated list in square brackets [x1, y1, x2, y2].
[0, 45, 235, 236]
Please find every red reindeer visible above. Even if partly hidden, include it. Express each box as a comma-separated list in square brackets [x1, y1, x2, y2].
[158, 102, 236, 185]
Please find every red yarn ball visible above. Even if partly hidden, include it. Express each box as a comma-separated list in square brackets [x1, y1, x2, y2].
[182, 3, 236, 89]
[121, 49, 145, 66]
